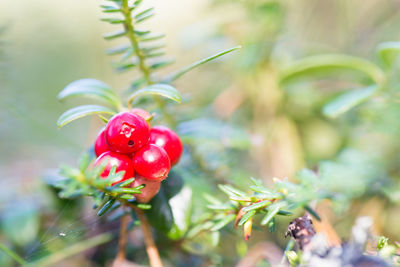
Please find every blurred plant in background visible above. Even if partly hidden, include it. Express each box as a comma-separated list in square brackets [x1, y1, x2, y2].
[2, 0, 400, 266]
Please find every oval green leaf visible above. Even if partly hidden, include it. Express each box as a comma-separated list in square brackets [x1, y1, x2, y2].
[322, 85, 378, 118]
[58, 79, 121, 108]
[57, 105, 116, 128]
[280, 54, 385, 85]
[128, 83, 181, 105]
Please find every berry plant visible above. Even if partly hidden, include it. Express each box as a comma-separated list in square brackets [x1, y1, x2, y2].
[2, 0, 400, 267]
[47, 0, 238, 266]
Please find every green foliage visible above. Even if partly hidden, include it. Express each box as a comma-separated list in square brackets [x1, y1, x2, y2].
[5, 0, 400, 266]
[58, 79, 122, 109]
[280, 54, 385, 85]
[56, 0, 240, 129]
[194, 146, 393, 244]
[56, 105, 116, 128]
[322, 85, 378, 118]
[128, 83, 182, 105]
[49, 153, 147, 216]
[49, 2, 243, 264]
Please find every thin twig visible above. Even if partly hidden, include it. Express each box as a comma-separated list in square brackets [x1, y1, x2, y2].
[133, 206, 163, 267]
[116, 213, 130, 261]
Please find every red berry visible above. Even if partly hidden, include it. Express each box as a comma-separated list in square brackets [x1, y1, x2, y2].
[149, 126, 183, 166]
[105, 112, 150, 154]
[132, 175, 161, 203]
[94, 129, 109, 157]
[130, 108, 152, 122]
[133, 144, 170, 181]
[94, 151, 134, 185]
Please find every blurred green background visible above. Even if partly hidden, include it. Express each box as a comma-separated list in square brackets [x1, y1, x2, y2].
[2, 0, 400, 266]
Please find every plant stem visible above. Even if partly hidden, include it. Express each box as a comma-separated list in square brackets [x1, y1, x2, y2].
[0, 243, 28, 266]
[116, 213, 129, 260]
[133, 206, 163, 267]
[121, 0, 152, 85]
[120, 0, 175, 126]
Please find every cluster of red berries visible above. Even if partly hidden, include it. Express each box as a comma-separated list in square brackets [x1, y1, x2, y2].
[93, 108, 183, 203]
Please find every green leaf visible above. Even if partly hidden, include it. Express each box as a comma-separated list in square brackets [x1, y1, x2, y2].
[148, 59, 174, 69]
[103, 29, 126, 40]
[142, 44, 165, 53]
[137, 203, 152, 209]
[114, 178, 135, 187]
[135, 12, 154, 23]
[145, 51, 165, 58]
[203, 193, 223, 205]
[97, 199, 116, 216]
[250, 177, 263, 187]
[101, 5, 121, 13]
[207, 203, 234, 210]
[144, 188, 173, 231]
[280, 54, 385, 85]
[165, 45, 241, 82]
[135, 8, 154, 20]
[249, 185, 281, 199]
[78, 152, 90, 173]
[167, 186, 193, 240]
[57, 105, 116, 128]
[106, 44, 129, 55]
[218, 184, 247, 197]
[277, 210, 293, 216]
[109, 187, 141, 194]
[210, 214, 236, 231]
[128, 83, 181, 105]
[377, 42, 400, 67]
[120, 194, 135, 200]
[58, 79, 121, 108]
[113, 61, 137, 72]
[261, 203, 285, 226]
[163, 170, 184, 199]
[322, 85, 378, 118]
[100, 18, 125, 24]
[238, 210, 256, 226]
[304, 205, 321, 221]
[268, 218, 275, 232]
[134, 29, 151, 36]
[138, 33, 165, 42]
[242, 200, 271, 212]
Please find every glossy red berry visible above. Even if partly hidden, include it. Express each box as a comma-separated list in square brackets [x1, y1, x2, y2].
[94, 129, 109, 157]
[132, 175, 161, 203]
[149, 126, 183, 166]
[133, 144, 170, 181]
[130, 108, 152, 122]
[105, 112, 150, 154]
[94, 151, 134, 185]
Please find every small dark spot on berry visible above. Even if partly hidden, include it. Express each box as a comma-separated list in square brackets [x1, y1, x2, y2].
[128, 140, 135, 146]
